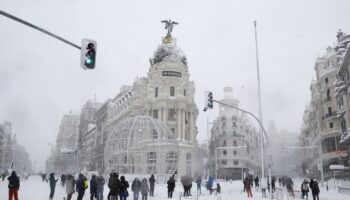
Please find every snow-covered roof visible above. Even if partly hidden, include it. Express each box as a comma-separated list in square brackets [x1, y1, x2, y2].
[151, 37, 187, 66]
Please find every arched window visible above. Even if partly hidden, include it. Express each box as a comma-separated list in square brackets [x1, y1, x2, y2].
[166, 151, 178, 174]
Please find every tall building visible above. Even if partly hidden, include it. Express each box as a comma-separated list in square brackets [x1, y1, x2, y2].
[335, 30, 350, 166]
[300, 32, 349, 179]
[92, 29, 199, 176]
[47, 112, 80, 174]
[78, 100, 101, 171]
[0, 121, 13, 171]
[209, 87, 260, 180]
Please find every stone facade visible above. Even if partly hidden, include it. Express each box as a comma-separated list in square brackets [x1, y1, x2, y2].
[91, 35, 199, 176]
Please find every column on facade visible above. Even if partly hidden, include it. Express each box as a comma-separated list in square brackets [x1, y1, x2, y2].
[177, 108, 182, 140]
[182, 110, 185, 141]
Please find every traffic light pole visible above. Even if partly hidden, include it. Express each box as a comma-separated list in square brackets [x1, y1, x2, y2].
[0, 9, 81, 50]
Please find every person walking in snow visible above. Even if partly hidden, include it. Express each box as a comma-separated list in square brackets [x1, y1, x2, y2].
[148, 174, 155, 197]
[309, 179, 320, 200]
[108, 173, 120, 200]
[76, 173, 88, 200]
[254, 176, 259, 189]
[66, 174, 75, 200]
[141, 178, 149, 200]
[96, 175, 105, 200]
[119, 175, 129, 200]
[132, 177, 142, 200]
[8, 171, 20, 200]
[196, 176, 202, 195]
[49, 173, 58, 200]
[61, 174, 66, 187]
[90, 175, 97, 200]
[167, 176, 176, 198]
[301, 179, 310, 200]
[244, 176, 253, 198]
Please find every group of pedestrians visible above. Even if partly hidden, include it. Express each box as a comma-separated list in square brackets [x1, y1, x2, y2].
[300, 178, 320, 200]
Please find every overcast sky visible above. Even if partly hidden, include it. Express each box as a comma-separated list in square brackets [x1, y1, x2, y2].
[1, 0, 350, 170]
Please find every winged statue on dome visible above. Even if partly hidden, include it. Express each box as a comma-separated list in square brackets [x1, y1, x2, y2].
[161, 20, 178, 37]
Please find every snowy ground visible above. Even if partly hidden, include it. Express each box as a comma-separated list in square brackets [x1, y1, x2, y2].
[0, 176, 349, 200]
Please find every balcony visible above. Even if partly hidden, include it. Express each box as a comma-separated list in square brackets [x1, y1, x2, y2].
[335, 81, 347, 94]
[322, 111, 337, 120]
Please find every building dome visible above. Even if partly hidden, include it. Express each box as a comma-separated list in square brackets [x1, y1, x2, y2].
[105, 115, 179, 175]
[151, 36, 187, 66]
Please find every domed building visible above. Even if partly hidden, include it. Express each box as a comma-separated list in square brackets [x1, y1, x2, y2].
[93, 27, 199, 176]
[104, 116, 179, 175]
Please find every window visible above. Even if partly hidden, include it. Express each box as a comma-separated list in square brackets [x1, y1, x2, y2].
[168, 109, 176, 121]
[147, 152, 157, 173]
[155, 87, 158, 97]
[327, 89, 331, 99]
[325, 77, 328, 84]
[152, 129, 158, 139]
[232, 122, 237, 127]
[223, 131, 226, 136]
[170, 87, 175, 96]
[222, 160, 227, 165]
[153, 109, 158, 119]
[223, 150, 227, 155]
[233, 140, 237, 146]
[171, 128, 176, 134]
[330, 122, 334, 129]
[186, 153, 192, 176]
[166, 151, 178, 174]
[222, 122, 226, 127]
[328, 107, 332, 115]
[223, 140, 227, 147]
[234, 160, 239, 165]
[233, 150, 237, 155]
[184, 89, 186, 96]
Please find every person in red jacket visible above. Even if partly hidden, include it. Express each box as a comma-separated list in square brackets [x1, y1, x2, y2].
[8, 171, 20, 200]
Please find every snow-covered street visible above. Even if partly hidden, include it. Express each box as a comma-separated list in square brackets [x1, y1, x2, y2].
[0, 176, 349, 200]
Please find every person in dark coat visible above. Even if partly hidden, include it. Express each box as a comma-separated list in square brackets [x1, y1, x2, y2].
[96, 175, 105, 200]
[167, 176, 176, 198]
[216, 183, 221, 194]
[148, 174, 155, 196]
[119, 176, 129, 200]
[132, 177, 142, 200]
[254, 176, 259, 188]
[108, 173, 120, 200]
[61, 174, 66, 187]
[49, 173, 58, 200]
[309, 179, 320, 200]
[196, 176, 202, 195]
[90, 175, 97, 200]
[271, 176, 276, 192]
[244, 177, 253, 198]
[76, 173, 87, 200]
[8, 171, 20, 200]
[141, 178, 149, 200]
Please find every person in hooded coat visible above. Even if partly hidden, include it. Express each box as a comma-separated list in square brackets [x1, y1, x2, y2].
[90, 175, 97, 200]
[141, 178, 149, 200]
[148, 174, 155, 197]
[132, 177, 142, 200]
[108, 173, 120, 200]
[167, 176, 175, 199]
[66, 174, 75, 200]
[301, 179, 310, 200]
[309, 179, 320, 200]
[76, 173, 87, 200]
[49, 173, 58, 200]
[119, 175, 129, 200]
[8, 171, 20, 200]
[96, 175, 105, 200]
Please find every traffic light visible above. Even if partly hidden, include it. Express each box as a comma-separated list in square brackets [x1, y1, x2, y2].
[204, 91, 214, 111]
[81, 39, 97, 69]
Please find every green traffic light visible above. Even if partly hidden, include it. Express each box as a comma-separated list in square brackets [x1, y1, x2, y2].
[85, 57, 93, 65]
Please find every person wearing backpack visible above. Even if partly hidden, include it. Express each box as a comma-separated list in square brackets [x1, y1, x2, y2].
[301, 179, 310, 200]
[76, 173, 88, 200]
[119, 176, 130, 200]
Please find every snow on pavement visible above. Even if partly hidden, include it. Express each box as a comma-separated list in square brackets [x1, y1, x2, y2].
[0, 176, 349, 200]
